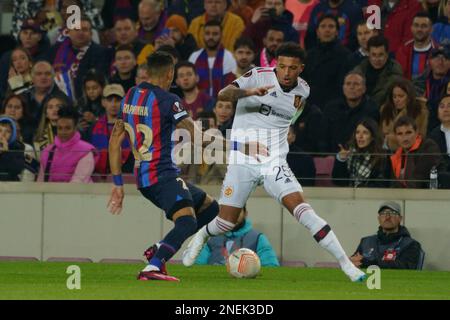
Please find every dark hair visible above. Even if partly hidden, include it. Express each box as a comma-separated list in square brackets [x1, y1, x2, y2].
[1, 94, 31, 123]
[83, 69, 106, 87]
[197, 111, 217, 125]
[233, 36, 255, 53]
[394, 115, 417, 132]
[275, 42, 306, 62]
[367, 35, 389, 52]
[115, 44, 136, 58]
[114, 17, 136, 26]
[266, 24, 286, 36]
[348, 118, 384, 166]
[381, 77, 422, 125]
[204, 19, 222, 30]
[175, 61, 197, 77]
[147, 51, 175, 76]
[57, 106, 79, 125]
[156, 45, 180, 62]
[413, 11, 432, 22]
[317, 13, 339, 31]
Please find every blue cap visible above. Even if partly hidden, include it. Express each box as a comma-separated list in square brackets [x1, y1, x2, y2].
[0, 116, 17, 145]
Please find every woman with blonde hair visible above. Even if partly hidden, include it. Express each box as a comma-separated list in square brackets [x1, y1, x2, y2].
[380, 77, 429, 151]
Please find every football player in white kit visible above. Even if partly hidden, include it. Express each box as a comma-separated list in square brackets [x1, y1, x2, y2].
[183, 43, 366, 282]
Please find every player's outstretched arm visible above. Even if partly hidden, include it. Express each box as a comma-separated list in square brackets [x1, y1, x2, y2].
[176, 117, 269, 160]
[218, 84, 274, 102]
[107, 120, 127, 215]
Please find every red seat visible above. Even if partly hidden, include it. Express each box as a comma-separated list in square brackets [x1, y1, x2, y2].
[313, 156, 335, 187]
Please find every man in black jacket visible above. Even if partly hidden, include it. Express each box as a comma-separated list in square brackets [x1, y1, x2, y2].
[350, 201, 424, 270]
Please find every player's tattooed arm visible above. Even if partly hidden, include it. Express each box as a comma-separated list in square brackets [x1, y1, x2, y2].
[218, 84, 275, 102]
[108, 119, 126, 175]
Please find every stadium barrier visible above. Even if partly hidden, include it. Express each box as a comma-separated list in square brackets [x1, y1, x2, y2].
[0, 182, 449, 271]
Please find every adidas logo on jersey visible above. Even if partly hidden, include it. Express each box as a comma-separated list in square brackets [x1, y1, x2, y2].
[270, 91, 277, 98]
[285, 178, 292, 184]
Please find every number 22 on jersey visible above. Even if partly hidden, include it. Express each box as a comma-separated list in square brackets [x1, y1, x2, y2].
[124, 122, 153, 162]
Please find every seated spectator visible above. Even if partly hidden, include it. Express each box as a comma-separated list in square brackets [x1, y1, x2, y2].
[0, 94, 35, 145]
[135, 64, 151, 85]
[287, 125, 316, 186]
[353, 35, 403, 107]
[432, 0, 450, 46]
[254, 26, 285, 68]
[78, 70, 106, 133]
[332, 118, 389, 187]
[214, 100, 235, 137]
[137, 0, 168, 44]
[154, 14, 198, 61]
[428, 94, 450, 186]
[33, 93, 69, 157]
[244, 0, 299, 53]
[365, 0, 422, 54]
[302, 14, 352, 110]
[189, 20, 237, 98]
[285, 0, 319, 48]
[230, 0, 255, 25]
[389, 116, 442, 188]
[380, 78, 429, 151]
[101, 0, 139, 31]
[175, 61, 215, 120]
[14, 121, 39, 182]
[195, 206, 280, 266]
[4, 47, 34, 97]
[291, 100, 322, 154]
[305, 0, 363, 51]
[38, 107, 97, 183]
[396, 12, 437, 80]
[320, 71, 379, 153]
[347, 21, 379, 70]
[109, 45, 138, 93]
[189, 0, 245, 51]
[413, 47, 450, 130]
[22, 61, 69, 124]
[0, 116, 25, 181]
[350, 201, 424, 269]
[233, 37, 256, 78]
[89, 84, 133, 181]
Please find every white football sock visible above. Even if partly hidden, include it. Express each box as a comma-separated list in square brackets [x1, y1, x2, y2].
[199, 216, 236, 238]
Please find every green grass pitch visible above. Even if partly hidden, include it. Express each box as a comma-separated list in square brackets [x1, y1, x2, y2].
[1, 261, 449, 300]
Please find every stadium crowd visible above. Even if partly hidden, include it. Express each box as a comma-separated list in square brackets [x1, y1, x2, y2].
[0, 0, 449, 188]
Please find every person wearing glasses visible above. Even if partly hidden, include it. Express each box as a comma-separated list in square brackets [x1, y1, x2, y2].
[350, 201, 425, 270]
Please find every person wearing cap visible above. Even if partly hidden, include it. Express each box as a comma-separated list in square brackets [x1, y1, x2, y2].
[350, 201, 424, 270]
[88, 84, 133, 180]
[154, 15, 198, 61]
[0, 116, 25, 181]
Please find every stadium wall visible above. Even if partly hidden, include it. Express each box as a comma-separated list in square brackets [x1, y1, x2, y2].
[1, 183, 449, 271]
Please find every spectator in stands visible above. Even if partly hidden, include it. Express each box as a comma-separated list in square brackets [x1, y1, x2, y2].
[244, 0, 298, 53]
[109, 45, 138, 93]
[291, 100, 323, 153]
[38, 107, 96, 183]
[305, 0, 363, 51]
[0, 116, 25, 181]
[169, 0, 205, 24]
[137, 0, 168, 44]
[189, 20, 237, 98]
[15, 121, 39, 182]
[353, 35, 403, 107]
[380, 78, 429, 151]
[287, 125, 316, 186]
[319, 71, 379, 153]
[135, 64, 150, 85]
[48, 15, 109, 101]
[195, 206, 280, 266]
[4, 47, 34, 98]
[422, 0, 442, 23]
[214, 99, 235, 137]
[389, 116, 442, 188]
[101, 0, 139, 31]
[366, 0, 422, 54]
[154, 14, 198, 61]
[230, 0, 255, 25]
[432, 0, 450, 45]
[254, 26, 285, 68]
[22, 61, 69, 124]
[429, 94, 450, 182]
[302, 14, 352, 110]
[285, 0, 319, 48]
[396, 12, 438, 80]
[233, 37, 256, 77]
[347, 21, 379, 70]
[78, 70, 106, 133]
[89, 84, 133, 181]
[175, 61, 215, 120]
[350, 201, 424, 269]
[0, 94, 35, 145]
[413, 47, 450, 130]
[33, 93, 69, 156]
[189, 0, 245, 52]
[332, 118, 389, 187]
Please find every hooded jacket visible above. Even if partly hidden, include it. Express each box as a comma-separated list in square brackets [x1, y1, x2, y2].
[0, 117, 25, 181]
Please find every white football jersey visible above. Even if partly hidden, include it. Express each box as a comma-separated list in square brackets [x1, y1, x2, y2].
[228, 67, 310, 164]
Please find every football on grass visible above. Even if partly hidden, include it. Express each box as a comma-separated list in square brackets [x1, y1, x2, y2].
[226, 248, 261, 278]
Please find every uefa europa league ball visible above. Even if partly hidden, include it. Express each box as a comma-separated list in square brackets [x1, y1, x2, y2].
[226, 248, 261, 278]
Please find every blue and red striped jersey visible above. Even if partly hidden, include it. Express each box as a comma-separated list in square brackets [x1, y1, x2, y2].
[119, 82, 189, 188]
